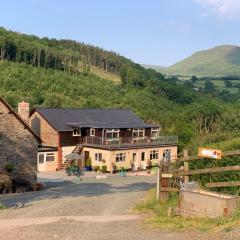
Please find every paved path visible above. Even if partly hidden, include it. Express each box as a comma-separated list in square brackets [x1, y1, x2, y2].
[0, 174, 212, 240]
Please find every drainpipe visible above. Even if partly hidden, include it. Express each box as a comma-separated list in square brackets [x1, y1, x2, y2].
[102, 128, 105, 145]
[57, 133, 62, 170]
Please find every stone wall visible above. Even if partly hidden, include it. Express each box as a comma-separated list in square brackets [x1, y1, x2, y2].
[0, 101, 38, 184]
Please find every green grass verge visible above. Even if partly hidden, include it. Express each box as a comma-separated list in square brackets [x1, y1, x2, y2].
[135, 188, 240, 232]
[0, 203, 5, 209]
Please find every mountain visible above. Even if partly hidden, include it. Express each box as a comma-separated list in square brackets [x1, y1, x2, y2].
[141, 64, 166, 72]
[147, 45, 240, 77]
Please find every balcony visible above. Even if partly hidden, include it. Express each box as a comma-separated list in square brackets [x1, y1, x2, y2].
[82, 135, 178, 149]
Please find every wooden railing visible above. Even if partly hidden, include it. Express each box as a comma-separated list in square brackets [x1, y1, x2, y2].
[82, 135, 178, 148]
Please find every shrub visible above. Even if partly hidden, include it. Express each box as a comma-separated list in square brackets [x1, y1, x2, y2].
[4, 163, 15, 173]
[33, 182, 44, 191]
[0, 173, 12, 193]
[101, 165, 107, 173]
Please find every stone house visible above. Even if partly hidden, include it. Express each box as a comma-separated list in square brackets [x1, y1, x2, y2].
[0, 97, 40, 183]
[30, 108, 178, 172]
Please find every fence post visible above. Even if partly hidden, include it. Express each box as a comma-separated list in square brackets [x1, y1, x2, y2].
[156, 161, 162, 201]
[183, 150, 189, 183]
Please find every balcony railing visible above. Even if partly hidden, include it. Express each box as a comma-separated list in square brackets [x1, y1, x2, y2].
[82, 135, 178, 148]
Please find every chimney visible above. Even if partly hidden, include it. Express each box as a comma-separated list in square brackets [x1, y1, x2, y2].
[18, 100, 30, 124]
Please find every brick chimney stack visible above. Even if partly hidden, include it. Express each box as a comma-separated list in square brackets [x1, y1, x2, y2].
[18, 100, 30, 124]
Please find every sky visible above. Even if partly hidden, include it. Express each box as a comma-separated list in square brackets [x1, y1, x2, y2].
[1, 0, 240, 66]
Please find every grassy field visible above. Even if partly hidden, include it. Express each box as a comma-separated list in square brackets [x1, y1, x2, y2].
[195, 80, 239, 94]
[177, 76, 240, 94]
[135, 188, 240, 232]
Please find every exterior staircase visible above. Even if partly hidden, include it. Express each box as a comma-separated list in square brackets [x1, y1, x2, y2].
[61, 144, 83, 169]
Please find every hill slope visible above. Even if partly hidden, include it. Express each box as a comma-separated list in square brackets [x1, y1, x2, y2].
[3, 28, 240, 154]
[151, 45, 240, 77]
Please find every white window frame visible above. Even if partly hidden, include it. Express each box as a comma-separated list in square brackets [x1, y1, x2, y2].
[95, 153, 102, 162]
[116, 153, 126, 163]
[73, 129, 81, 137]
[132, 128, 145, 139]
[151, 128, 160, 138]
[90, 128, 95, 137]
[106, 129, 120, 140]
[38, 152, 56, 164]
[150, 150, 159, 160]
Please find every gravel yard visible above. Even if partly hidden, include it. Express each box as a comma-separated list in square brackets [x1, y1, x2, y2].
[0, 172, 215, 240]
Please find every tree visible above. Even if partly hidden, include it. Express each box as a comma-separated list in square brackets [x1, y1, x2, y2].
[191, 76, 198, 84]
[224, 80, 233, 88]
[204, 80, 215, 93]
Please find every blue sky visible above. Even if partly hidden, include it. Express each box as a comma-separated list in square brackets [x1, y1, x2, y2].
[1, 0, 240, 66]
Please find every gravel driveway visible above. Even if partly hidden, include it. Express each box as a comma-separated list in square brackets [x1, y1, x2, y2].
[0, 173, 213, 240]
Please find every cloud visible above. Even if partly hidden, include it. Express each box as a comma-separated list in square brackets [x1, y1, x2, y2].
[195, 0, 240, 18]
[160, 21, 190, 32]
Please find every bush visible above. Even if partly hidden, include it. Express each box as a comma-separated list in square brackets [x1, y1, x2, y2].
[101, 165, 107, 173]
[32, 182, 44, 191]
[4, 163, 15, 173]
[0, 173, 12, 193]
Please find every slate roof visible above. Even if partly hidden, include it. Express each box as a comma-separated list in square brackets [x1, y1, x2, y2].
[32, 108, 158, 132]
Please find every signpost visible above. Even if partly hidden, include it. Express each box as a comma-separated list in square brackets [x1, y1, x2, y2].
[198, 147, 222, 160]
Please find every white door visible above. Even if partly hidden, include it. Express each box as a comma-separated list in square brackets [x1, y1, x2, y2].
[38, 153, 45, 172]
[132, 153, 138, 171]
[140, 152, 146, 169]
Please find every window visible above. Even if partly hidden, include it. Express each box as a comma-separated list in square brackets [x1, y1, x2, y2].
[163, 149, 171, 162]
[132, 129, 145, 139]
[116, 153, 126, 162]
[150, 150, 159, 160]
[90, 128, 95, 137]
[73, 129, 81, 136]
[141, 152, 145, 161]
[95, 153, 102, 162]
[151, 128, 160, 138]
[38, 154, 44, 164]
[106, 129, 120, 140]
[46, 153, 55, 162]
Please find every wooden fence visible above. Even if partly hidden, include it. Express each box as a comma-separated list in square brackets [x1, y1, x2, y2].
[157, 149, 240, 202]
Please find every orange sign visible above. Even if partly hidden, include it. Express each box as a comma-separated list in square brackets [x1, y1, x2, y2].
[198, 148, 222, 160]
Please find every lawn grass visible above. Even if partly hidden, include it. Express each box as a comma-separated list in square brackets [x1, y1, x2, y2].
[135, 188, 240, 232]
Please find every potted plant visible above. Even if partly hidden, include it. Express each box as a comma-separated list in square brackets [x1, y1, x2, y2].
[85, 157, 92, 171]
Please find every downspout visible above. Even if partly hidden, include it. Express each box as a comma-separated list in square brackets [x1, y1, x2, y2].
[57, 133, 62, 170]
[102, 128, 105, 145]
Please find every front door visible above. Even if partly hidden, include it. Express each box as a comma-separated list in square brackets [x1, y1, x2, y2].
[84, 151, 90, 167]
[140, 152, 146, 169]
[132, 153, 138, 171]
[38, 153, 45, 172]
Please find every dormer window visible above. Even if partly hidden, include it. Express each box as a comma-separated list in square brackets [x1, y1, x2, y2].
[132, 128, 145, 139]
[73, 129, 81, 136]
[90, 128, 95, 137]
[106, 129, 120, 140]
